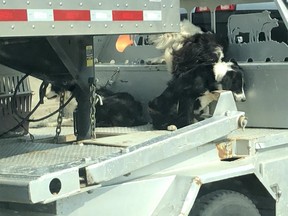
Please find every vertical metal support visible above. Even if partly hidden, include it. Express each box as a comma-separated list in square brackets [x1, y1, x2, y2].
[74, 37, 96, 141]
[74, 87, 92, 141]
[47, 37, 88, 92]
[274, 0, 288, 30]
[48, 36, 96, 140]
[210, 10, 216, 33]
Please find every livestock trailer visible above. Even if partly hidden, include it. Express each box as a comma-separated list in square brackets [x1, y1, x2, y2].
[0, 0, 287, 215]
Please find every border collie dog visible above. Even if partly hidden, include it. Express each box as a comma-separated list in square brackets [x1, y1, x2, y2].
[94, 88, 146, 127]
[147, 20, 203, 72]
[148, 61, 246, 130]
[171, 32, 227, 77]
[148, 20, 245, 130]
[147, 20, 227, 73]
[46, 85, 146, 127]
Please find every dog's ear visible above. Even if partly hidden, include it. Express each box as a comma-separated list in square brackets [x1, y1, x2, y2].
[221, 71, 234, 90]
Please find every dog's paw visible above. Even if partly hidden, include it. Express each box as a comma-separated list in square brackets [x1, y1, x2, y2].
[167, 125, 177, 131]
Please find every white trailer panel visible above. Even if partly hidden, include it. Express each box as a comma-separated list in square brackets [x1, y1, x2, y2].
[0, 0, 180, 37]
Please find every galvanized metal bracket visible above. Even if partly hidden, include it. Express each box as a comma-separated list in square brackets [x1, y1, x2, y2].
[85, 91, 245, 185]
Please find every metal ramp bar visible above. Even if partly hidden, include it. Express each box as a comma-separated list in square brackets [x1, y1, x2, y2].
[85, 91, 245, 184]
[0, 91, 244, 204]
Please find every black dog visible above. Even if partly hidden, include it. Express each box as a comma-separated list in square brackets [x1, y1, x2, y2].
[148, 61, 245, 130]
[148, 26, 245, 130]
[95, 88, 146, 127]
[171, 32, 228, 77]
[46, 85, 146, 127]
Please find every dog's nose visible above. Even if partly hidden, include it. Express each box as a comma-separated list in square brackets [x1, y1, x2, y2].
[233, 93, 246, 102]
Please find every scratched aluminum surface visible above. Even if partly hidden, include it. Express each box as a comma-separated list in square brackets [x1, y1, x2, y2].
[0, 125, 155, 177]
[229, 128, 288, 140]
[0, 127, 122, 177]
[95, 124, 154, 135]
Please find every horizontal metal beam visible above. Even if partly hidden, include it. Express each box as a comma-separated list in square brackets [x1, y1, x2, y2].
[0, 0, 180, 37]
[181, 0, 274, 11]
[86, 91, 245, 184]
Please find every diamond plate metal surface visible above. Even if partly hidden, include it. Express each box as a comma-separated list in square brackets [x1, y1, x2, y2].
[95, 124, 154, 134]
[0, 127, 122, 177]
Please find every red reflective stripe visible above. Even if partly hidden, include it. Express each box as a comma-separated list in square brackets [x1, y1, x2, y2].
[53, 10, 90, 21]
[195, 7, 210, 12]
[0, 9, 27, 21]
[195, 4, 235, 12]
[112, 10, 143, 21]
[216, 4, 236, 11]
[0, 9, 148, 22]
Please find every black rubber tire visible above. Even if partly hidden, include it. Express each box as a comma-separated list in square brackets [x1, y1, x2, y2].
[189, 190, 261, 216]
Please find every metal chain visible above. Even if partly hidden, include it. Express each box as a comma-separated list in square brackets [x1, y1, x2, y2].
[90, 83, 97, 139]
[89, 82, 103, 139]
[104, 67, 120, 88]
[54, 91, 65, 143]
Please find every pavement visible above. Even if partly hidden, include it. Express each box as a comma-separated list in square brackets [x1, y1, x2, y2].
[29, 76, 74, 128]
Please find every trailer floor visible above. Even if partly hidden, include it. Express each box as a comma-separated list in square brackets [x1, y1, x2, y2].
[1, 126, 288, 176]
[0, 124, 170, 176]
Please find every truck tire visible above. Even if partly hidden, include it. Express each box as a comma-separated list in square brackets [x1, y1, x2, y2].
[189, 190, 261, 216]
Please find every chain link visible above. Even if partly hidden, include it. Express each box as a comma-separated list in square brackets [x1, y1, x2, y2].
[54, 91, 65, 143]
[90, 83, 97, 139]
[89, 82, 103, 139]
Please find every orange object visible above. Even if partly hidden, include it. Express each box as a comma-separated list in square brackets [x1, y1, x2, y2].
[116, 35, 133, 52]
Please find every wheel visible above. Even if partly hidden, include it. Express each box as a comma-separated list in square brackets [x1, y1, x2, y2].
[189, 190, 261, 216]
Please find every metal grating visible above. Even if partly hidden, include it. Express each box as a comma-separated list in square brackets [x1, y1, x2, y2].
[0, 127, 122, 177]
[95, 124, 154, 135]
[0, 124, 155, 183]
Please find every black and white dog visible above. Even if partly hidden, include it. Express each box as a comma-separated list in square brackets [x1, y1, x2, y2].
[46, 85, 146, 127]
[93, 88, 146, 127]
[147, 20, 203, 72]
[147, 20, 227, 72]
[148, 20, 245, 130]
[148, 61, 246, 130]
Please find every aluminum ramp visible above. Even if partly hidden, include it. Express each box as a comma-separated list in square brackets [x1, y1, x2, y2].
[0, 92, 244, 204]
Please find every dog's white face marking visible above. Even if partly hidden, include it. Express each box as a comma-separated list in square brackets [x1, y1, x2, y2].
[214, 46, 224, 62]
[234, 92, 246, 102]
[233, 79, 246, 102]
[213, 61, 233, 82]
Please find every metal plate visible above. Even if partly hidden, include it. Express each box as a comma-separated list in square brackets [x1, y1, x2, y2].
[0, 0, 180, 37]
[0, 141, 121, 176]
[236, 63, 288, 128]
[0, 127, 122, 203]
